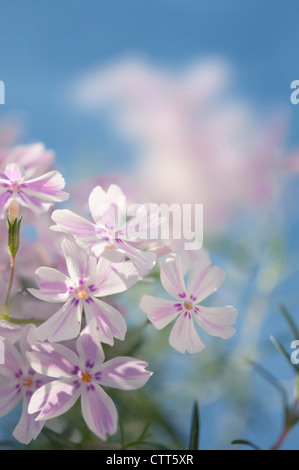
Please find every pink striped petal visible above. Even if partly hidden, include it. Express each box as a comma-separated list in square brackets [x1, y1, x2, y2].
[4, 163, 24, 181]
[139, 295, 180, 329]
[194, 305, 237, 339]
[96, 357, 152, 390]
[115, 239, 156, 274]
[61, 238, 97, 283]
[84, 298, 127, 346]
[34, 298, 82, 342]
[0, 339, 26, 379]
[76, 332, 105, 368]
[187, 263, 225, 304]
[0, 378, 23, 417]
[160, 255, 186, 300]
[0, 191, 12, 216]
[28, 266, 70, 302]
[92, 258, 140, 296]
[81, 384, 117, 440]
[23, 170, 69, 202]
[51, 209, 97, 240]
[27, 342, 80, 378]
[16, 189, 45, 213]
[28, 379, 81, 421]
[13, 393, 45, 444]
[169, 312, 205, 354]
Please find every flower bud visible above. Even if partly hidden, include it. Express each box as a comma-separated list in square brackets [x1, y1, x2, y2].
[7, 212, 22, 258]
[8, 199, 19, 224]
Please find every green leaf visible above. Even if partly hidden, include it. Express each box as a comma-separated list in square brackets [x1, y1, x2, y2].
[247, 359, 288, 412]
[279, 305, 299, 340]
[231, 439, 261, 450]
[188, 401, 200, 450]
[42, 427, 77, 449]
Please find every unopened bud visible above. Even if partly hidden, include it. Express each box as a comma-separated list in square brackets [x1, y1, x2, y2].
[7, 212, 22, 258]
[8, 199, 19, 223]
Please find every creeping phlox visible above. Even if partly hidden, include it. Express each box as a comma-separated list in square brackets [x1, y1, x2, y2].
[0, 143, 237, 445]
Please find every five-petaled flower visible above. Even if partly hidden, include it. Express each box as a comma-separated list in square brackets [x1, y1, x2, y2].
[28, 239, 140, 344]
[51, 184, 159, 274]
[27, 331, 152, 440]
[140, 251, 237, 353]
[0, 327, 49, 444]
[0, 163, 69, 217]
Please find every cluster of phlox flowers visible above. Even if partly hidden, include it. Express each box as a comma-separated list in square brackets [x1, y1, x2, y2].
[0, 142, 237, 445]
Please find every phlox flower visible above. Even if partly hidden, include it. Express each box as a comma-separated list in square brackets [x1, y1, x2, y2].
[51, 184, 158, 274]
[2, 142, 55, 179]
[27, 331, 152, 441]
[140, 251, 237, 354]
[28, 239, 140, 344]
[0, 327, 49, 444]
[0, 162, 69, 217]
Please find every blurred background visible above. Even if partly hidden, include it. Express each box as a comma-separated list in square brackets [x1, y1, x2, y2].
[1, 0, 299, 450]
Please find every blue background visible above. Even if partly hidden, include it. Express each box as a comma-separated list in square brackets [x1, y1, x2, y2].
[1, 0, 299, 450]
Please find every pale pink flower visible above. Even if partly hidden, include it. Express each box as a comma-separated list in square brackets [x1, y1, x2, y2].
[28, 239, 140, 344]
[2, 143, 55, 179]
[73, 58, 299, 232]
[0, 327, 48, 444]
[51, 184, 158, 274]
[140, 251, 237, 354]
[27, 331, 152, 441]
[0, 163, 69, 217]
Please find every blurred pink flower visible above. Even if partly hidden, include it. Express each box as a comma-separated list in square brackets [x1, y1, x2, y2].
[73, 57, 299, 232]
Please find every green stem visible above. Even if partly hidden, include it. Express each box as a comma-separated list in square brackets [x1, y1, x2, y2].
[4, 255, 15, 307]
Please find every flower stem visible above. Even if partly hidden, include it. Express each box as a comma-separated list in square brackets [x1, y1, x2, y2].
[271, 399, 299, 450]
[271, 427, 291, 450]
[4, 255, 16, 307]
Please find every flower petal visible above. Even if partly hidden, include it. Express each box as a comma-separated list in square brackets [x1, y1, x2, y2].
[23, 170, 69, 203]
[27, 342, 80, 378]
[194, 305, 237, 339]
[51, 209, 97, 240]
[28, 379, 81, 421]
[28, 266, 70, 303]
[92, 258, 140, 297]
[76, 331, 105, 368]
[97, 357, 152, 390]
[169, 312, 205, 354]
[13, 393, 45, 444]
[81, 383, 117, 440]
[61, 238, 97, 283]
[115, 239, 156, 275]
[84, 298, 127, 346]
[139, 295, 180, 329]
[34, 298, 82, 342]
[89, 184, 125, 227]
[187, 255, 225, 303]
[0, 339, 26, 379]
[160, 254, 186, 300]
[0, 191, 12, 217]
[0, 378, 23, 417]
